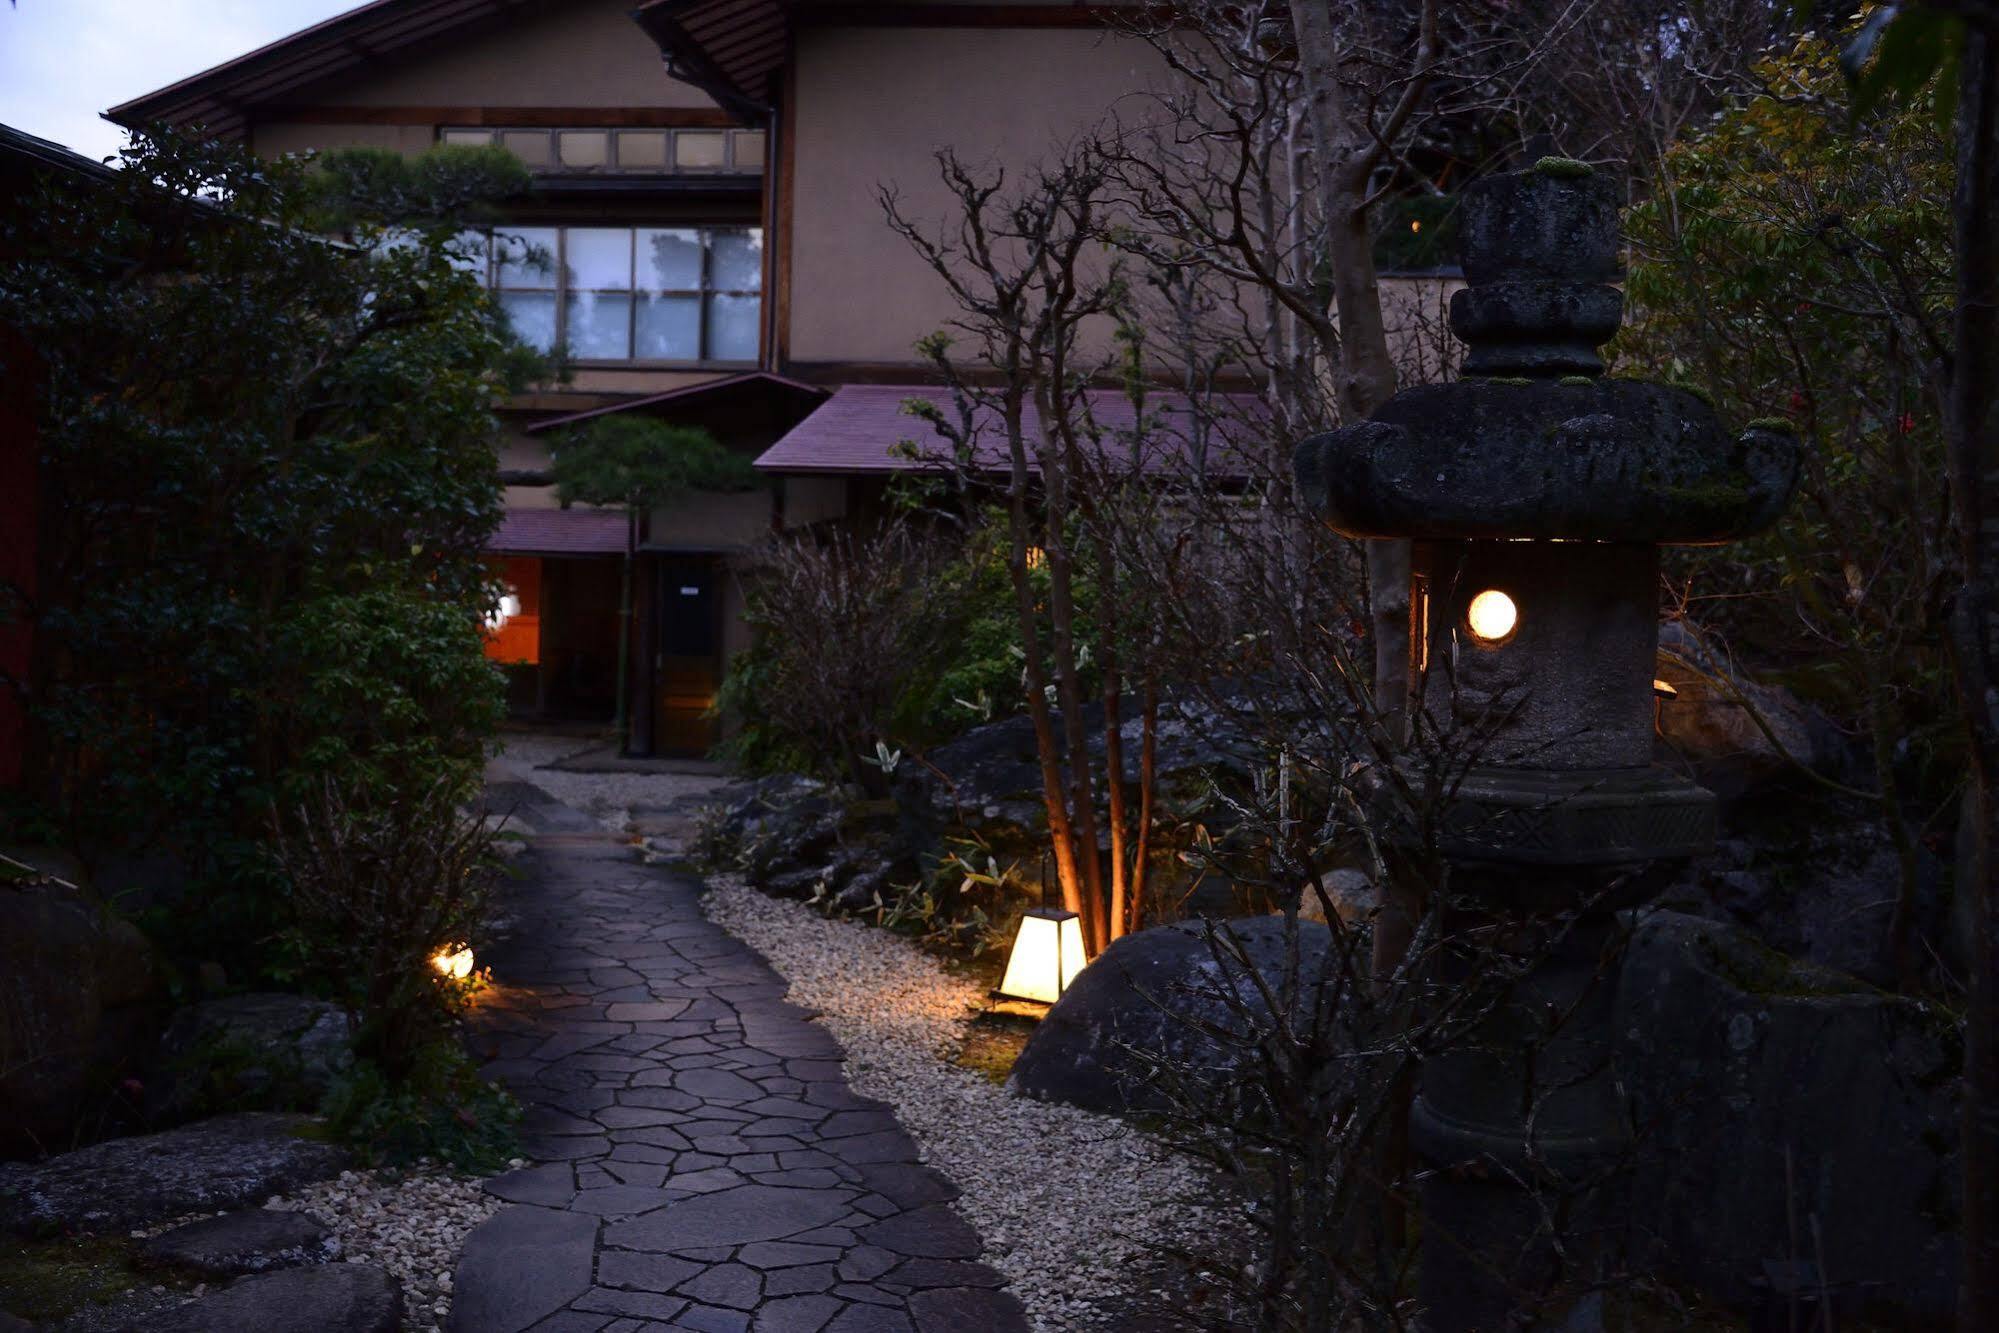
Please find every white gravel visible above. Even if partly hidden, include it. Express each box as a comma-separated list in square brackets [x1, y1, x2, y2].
[702, 870, 1231, 1331]
[266, 1163, 507, 1332]
[494, 732, 721, 834]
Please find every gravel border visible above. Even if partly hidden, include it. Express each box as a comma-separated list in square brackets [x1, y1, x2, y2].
[701, 870, 1232, 1331]
[266, 1164, 506, 1332]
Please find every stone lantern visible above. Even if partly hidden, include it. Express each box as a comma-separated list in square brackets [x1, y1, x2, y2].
[1294, 160, 1798, 1323]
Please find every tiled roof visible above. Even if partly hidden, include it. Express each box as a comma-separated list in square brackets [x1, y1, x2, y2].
[489, 508, 629, 556]
[751, 384, 1273, 480]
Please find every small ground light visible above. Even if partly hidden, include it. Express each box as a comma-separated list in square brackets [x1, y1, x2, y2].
[996, 907, 1087, 1005]
[1466, 589, 1518, 643]
[431, 944, 474, 980]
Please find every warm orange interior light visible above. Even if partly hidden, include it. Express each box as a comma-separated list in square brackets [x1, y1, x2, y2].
[482, 555, 542, 665]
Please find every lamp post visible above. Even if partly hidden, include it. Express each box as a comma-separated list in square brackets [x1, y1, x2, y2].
[1295, 160, 1798, 1324]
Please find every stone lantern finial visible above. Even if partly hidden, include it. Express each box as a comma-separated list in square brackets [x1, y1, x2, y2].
[1450, 158, 1623, 376]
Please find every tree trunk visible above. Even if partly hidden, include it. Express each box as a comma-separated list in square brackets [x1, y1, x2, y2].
[615, 506, 635, 755]
[1951, 21, 1999, 1330]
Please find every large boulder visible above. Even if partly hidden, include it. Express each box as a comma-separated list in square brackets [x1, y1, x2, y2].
[1615, 911, 1959, 1325]
[0, 1112, 350, 1235]
[1010, 916, 1338, 1114]
[152, 994, 351, 1117]
[1658, 819, 1947, 985]
[0, 872, 161, 1157]
[117, 1262, 402, 1333]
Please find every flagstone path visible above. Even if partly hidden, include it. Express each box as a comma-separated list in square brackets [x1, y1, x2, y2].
[450, 787, 1029, 1333]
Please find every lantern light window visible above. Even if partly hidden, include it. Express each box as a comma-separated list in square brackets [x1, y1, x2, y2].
[996, 908, 1087, 1005]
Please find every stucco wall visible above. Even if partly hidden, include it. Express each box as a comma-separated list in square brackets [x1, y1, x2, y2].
[649, 488, 774, 551]
[787, 26, 1165, 367]
[287, 0, 712, 110]
[779, 475, 848, 530]
[248, 0, 716, 161]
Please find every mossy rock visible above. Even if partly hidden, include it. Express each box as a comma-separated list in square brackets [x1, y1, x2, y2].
[1533, 155, 1596, 179]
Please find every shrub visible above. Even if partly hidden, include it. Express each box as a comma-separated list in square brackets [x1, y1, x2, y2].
[718, 512, 1090, 778]
[0, 129, 519, 981]
[271, 777, 495, 1085]
[321, 1041, 520, 1172]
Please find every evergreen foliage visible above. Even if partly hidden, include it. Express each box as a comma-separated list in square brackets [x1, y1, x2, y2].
[0, 128, 525, 1027]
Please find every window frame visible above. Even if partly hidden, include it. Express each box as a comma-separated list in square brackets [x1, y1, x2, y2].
[480, 224, 762, 368]
[439, 125, 766, 175]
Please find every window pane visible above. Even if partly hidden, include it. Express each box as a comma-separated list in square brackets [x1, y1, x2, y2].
[441, 128, 491, 147]
[499, 291, 557, 353]
[636, 228, 702, 292]
[566, 228, 632, 291]
[674, 130, 726, 169]
[710, 230, 763, 292]
[706, 293, 759, 361]
[635, 294, 700, 360]
[495, 227, 558, 289]
[566, 292, 632, 359]
[617, 131, 667, 169]
[447, 229, 487, 276]
[501, 130, 551, 166]
[731, 130, 766, 170]
[558, 130, 609, 167]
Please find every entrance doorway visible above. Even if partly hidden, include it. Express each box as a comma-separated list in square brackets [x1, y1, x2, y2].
[654, 555, 723, 756]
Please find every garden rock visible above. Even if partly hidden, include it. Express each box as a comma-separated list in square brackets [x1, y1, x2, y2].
[1010, 916, 1336, 1114]
[0, 874, 160, 1158]
[153, 993, 351, 1116]
[140, 1207, 337, 1276]
[1655, 622, 1823, 797]
[1295, 869, 1377, 926]
[0, 1112, 350, 1235]
[1658, 820, 1946, 984]
[1614, 910, 1959, 1325]
[116, 1262, 401, 1333]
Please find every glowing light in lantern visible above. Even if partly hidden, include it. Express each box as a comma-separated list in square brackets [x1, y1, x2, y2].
[996, 908, 1087, 1005]
[1465, 589, 1518, 644]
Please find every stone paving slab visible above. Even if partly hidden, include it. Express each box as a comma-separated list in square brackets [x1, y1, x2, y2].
[451, 831, 1028, 1333]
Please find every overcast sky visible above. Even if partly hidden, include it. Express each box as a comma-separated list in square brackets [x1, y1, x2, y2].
[0, 0, 358, 163]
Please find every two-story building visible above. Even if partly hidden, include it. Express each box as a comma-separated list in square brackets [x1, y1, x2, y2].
[105, 0, 1191, 756]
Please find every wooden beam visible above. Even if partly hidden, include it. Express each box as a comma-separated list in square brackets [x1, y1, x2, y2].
[257, 105, 741, 127]
[773, 57, 798, 371]
[795, 5, 1129, 28]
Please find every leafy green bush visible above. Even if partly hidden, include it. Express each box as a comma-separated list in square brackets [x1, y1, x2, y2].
[1622, 37, 1955, 978]
[272, 777, 496, 1084]
[0, 129, 521, 981]
[322, 1042, 520, 1172]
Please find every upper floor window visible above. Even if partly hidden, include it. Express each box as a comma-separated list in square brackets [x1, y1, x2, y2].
[440, 126, 765, 175]
[465, 226, 762, 365]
